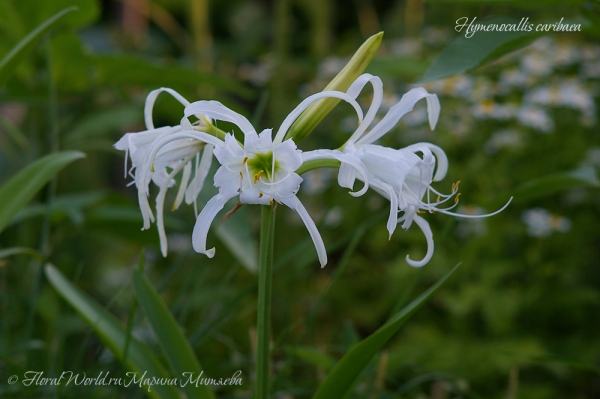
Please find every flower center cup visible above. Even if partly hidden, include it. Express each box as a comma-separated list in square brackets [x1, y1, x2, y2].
[247, 151, 279, 182]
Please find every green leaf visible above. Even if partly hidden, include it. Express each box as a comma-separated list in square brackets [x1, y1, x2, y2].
[0, 151, 84, 234]
[512, 167, 600, 203]
[45, 264, 181, 399]
[418, 17, 542, 83]
[366, 57, 430, 81]
[0, 247, 44, 263]
[0, 6, 77, 88]
[93, 55, 253, 98]
[312, 264, 460, 399]
[525, 353, 600, 374]
[132, 269, 215, 399]
[285, 346, 337, 371]
[214, 206, 258, 272]
[64, 106, 140, 145]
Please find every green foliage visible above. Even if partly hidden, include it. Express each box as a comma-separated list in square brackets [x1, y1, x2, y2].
[1, 1, 599, 398]
[45, 264, 182, 399]
[0, 6, 77, 88]
[419, 18, 542, 83]
[132, 268, 215, 399]
[513, 167, 600, 203]
[313, 264, 459, 399]
[0, 151, 84, 233]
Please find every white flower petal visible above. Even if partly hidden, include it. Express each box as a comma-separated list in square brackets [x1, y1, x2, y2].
[279, 196, 328, 267]
[302, 149, 370, 196]
[173, 161, 192, 210]
[156, 153, 195, 256]
[184, 100, 256, 135]
[404, 143, 448, 181]
[192, 192, 237, 257]
[346, 74, 384, 143]
[358, 88, 439, 145]
[273, 90, 365, 145]
[144, 88, 190, 129]
[405, 215, 434, 267]
[274, 138, 302, 172]
[369, 178, 399, 237]
[185, 144, 214, 204]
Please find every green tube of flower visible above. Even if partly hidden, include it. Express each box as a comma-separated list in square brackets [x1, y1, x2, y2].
[284, 31, 384, 143]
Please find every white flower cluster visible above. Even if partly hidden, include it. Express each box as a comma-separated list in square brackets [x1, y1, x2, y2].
[407, 36, 599, 143]
[116, 74, 510, 268]
[522, 208, 571, 237]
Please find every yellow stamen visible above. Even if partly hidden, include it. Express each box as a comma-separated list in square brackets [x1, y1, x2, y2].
[454, 193, 461, 204]
[417, 210, 426, 214]
[258, 192, 263, 198]
[269, 199, 274, 205]
[239, 171, 243, 179]
[436, 195, 441, 203]
[254, 170, 264, 183]
[242, 156, 248, 165]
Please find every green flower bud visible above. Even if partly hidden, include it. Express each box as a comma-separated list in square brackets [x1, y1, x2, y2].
[285, 32, 384, 143]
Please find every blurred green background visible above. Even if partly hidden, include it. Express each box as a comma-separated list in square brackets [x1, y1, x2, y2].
[1, 0, 599, 398]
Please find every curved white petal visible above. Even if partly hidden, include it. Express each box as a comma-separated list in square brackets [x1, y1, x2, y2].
[426, 94, 441, 130]
[358, 88, 439, 145]
[184, 100, 256, 135]
[156, 153, 195, 256]
[405, 215, 434, 267]
[346, 74, 384, 143]
[369, 178, 399, 237]
[185, 144, 214, 204]
[192, 192, 237, 257]
[144, 88, 190, 129]
[137, 130, 222, 229]
[274, 91, 365, 145]
[404, 142, 448, 181]
[173, 161, 192, 210]
[301, 149, 370, 196]
[279, 196, 327, 267]
[273, 138, 302, 173]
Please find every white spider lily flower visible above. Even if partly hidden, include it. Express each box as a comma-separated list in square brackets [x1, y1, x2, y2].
[330, 74, 510, 267]
[141, 92, 370, 267]
[115, 88, 215, 255]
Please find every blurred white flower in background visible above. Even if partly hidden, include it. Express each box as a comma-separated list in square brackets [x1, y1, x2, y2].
[522, 208, 571, 237]
[484, 129, 523, 154]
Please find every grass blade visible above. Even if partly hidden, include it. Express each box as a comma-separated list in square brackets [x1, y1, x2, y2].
[312, 263, 460, 399]
[132, 269, 215, 399]
[45, 264, 181, 399]
[0, 151, 84, 234]
[0, 6, 77, 88]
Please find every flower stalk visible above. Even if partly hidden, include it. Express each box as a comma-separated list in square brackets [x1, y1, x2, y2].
[255, 204, 276, 399]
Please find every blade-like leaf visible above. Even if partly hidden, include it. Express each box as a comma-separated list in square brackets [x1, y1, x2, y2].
[0, 6, 76, 88]
[0, 247, 43, 262]
[313, 264, 460, 399]
[512, 167, 600, 203]
[214, 206, 258, 272]
[418, 17, 541, 83]
[0, 151, 84, 234]
[45, 264, 181, 399]
[132, 269, 215, 399]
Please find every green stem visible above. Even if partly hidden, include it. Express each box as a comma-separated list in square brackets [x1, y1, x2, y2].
[255, 204, 276, 398]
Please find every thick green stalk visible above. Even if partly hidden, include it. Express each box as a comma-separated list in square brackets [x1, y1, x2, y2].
[255, 204, 276, 398]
